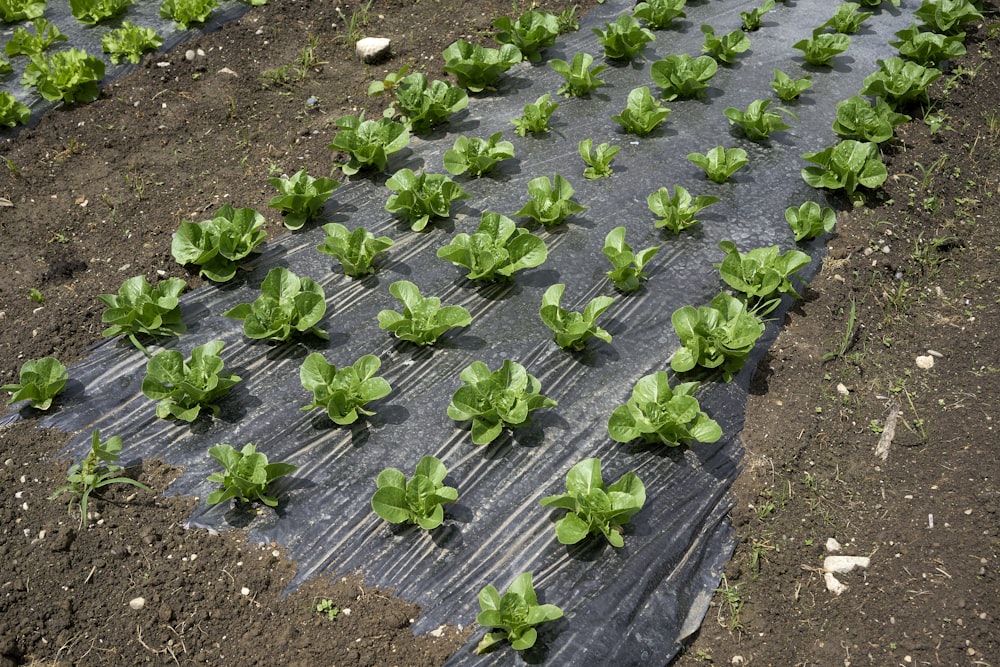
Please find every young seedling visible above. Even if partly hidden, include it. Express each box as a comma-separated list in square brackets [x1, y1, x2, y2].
[723, 98, 793, 142]
[315, 599, 339, 620]
[441, 39, 523, 92]
[539, 283, 614, 351]
[492, 10, 560, 62]
[820, 2, 872, 34]
[98, 275, 187, 354]
[860, 57, 941, 109]
[159, 0, 219, 29]
[770, 69, 813, 102]
[389, 72, 469, 134]
[687, 146, 749, 183]
[267, 169, 340, 230]
[222, 267, 328, 341]
[377, 280, 472, 346]
[612, 86, 671, 136]
[3, 357, 68, 411]
[141, 340, 241, 421]
[436, 212, 548, 281]
[515, 174, 587, 227]
[647, 185, 719, 233]
[5, 18, 67, 57]
[832, 95, 910, 144]
[716, 240, 811, 312]
[21, 49, 105, 104]
[205, 443, 297, 507]
[785, 201, 837, 242]
[101, 21, 163, 64]
[328, 113, 410, 175]
[801, 139, 888, 200]
[793, 30, 852, 67]
[371, 456, 458, 530]
[300, 353, 392, 425]
[650, 54, 718, 100]
[366, 65, 411, 100]
[741, 0, 775, 31]
[634, 0, 687, 29]
[443, 132, 515, 177]
[316, 223, 394, 278]
[171, 204, 267, 282]
[578, 138, 620, 179]
[475, 573, 563, 654]
[890, 24, 966, 66]
[70, 0, 132, 25]
[602, 226, 660, 292]
[607, 372, 722, 446]
[700, 25, 750, 64]
[593, 14, 655, 61]
[671, 292, 766, 380]
[384, 168, 470, 232]
[510, 94, 559, 136]
[550, 52, 607, 97]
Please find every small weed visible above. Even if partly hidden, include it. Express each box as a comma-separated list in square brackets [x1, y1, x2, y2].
[3, 157, 20, 178]
[338, 0, 373, 44]
[822, 299, 857, 361]
[869, 418, 884, 434]
[556, 5, 580, 34]
[315, 598, 339, 620]
[716, 574, 744, 634]
[29, 288, 44, 304]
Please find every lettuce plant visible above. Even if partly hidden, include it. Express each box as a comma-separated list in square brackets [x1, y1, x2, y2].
[650, 54, 718, 100]
[550, 52, 607, 97]
[21, 49, 105, 104]
[608, 372, 722, 447]
[700, 25, 750, 64]
[205, 443, 297, 507]
[770, 69, 812, 101]
[671, 292, 765, 380]
[890, 24, 966, 66]
[913, 0, 982, 35]
[717, 240, 811, 312]
[0, 55, 10, 76]
[377, 280, 472, 346]
[98, 275, 187, 353]
[3, 357, 67, 411]
[510, 94, 559, 136]
[724, 98, 792, 142]
[475, 573, 563, 654]
[578, 138, 620, 179]
[159, 0, 219, 29]
[593, 14, 655, 61]
[603, 226, 660, 293]
[860, 57, 941, 108]
[328, 113, 410, 176]
[142, 341, 241, 421]
[687, 146, 749, 183]
[821, 2, 872, 34]
[741, 0, 774, 32]
[832, 95, 910, 144]
[647, 185, 719, 233]
[384, 168, 470, 232]
[794, 30, 852, 67]
[101, 21, 163, 64]
[371, 456, 458, 530]
[515, 174, 586, 227]
[785, 201, 836, 242]
[633, 0, 687, 29]
[539, 283, 614, 351]
[443, 132, 515, 177]
[317, 223, 394, 278]
[70, 0, 132, 25]
[436, 212, 548, 281]
[0, 0, 45, 21]
[171, 204, 266, 282]
[267, 169, 340, 230]
[541, 458, 646, 547]
[442, 39, 522, 92]
[492, 10, 560, 63]
[801, 139, 887, 199]
[391, 72, 469, 134]
[447, 359, 556, 445]
[5, 19, 66, 57]
[366, 65, 411, 100]
[300, 353, 392, 425]
[222, 267, 327, 341]
[0, 92, 30, 128]
[612, 86, 670, 136]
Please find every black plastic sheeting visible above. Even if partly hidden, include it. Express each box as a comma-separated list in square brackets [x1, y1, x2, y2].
[28, 0, 918, 663]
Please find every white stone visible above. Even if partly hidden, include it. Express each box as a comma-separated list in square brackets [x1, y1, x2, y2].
[826, 537, 842, 552]
[129, 597, 146, 610]
[356, 37, 390, 63]
[824, 572, 848, 595]
[915, 355, 935, 369]
[836, 383, 850, 397]
[240, 587, 250, 596]
[824, 555, 870, 573]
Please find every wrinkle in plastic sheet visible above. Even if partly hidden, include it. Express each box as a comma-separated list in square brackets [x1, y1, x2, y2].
[37, 1, 917, 664]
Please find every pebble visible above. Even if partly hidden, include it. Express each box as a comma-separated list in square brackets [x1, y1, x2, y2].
[185, 50, 195, 61]
[836, 383, 849, 397]
[129, 597, 145, 610]
[915, 355, 935, 369]
[356, 37, 390, 63]
[824, 555, 870, 573]
[826, 538, 842, 552]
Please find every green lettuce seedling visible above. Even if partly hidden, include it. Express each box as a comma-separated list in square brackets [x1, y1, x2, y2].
[447, 359, 556, 445]
[300, 353, 392, 425]
[687, 146, 749, 183]
[317, 222, 394, 278]
[444, 132, 515, 177]
[671, 292, 766, 380]
[793, 30, 852, 67]
[384, 168, 470, 232]
[821, 2, 872, 34]
[510, 94, 559, 136]
[647, 185, 719, 234]
[159, 0, 218, 29]
[70, 0, 132, 25]
[328, 113, 410, 176]
[741, 0, 774, 31]
[267, 169, 339, 230]
[650, 54, 718, 100]
[603, 226, 660, 293]
[832, 95, 910, 144]
[5, 18, 67, 57]
[717, 240, 811, 312]
[724, 98, 793, 141]
[171, 204, 267, 282]
[366, 65, 411, 100]
[442, 39, 522, 92]
[22, 49, 105, 104]
[550, 52, 607, 97]
[101, 21, 163, 64]
[475, 572, 563, 654]
[3, 357, 67, 411]
[541, 458, 645, 547]
[593, 14, 655, 61]
[860, 57, 941, 109]
[205, 443, 297, 507]
[634, 0, 687, 29]
[608, 372, 722, 447]
[436, 212, 548, 281]
[98, 275, 187, 354]
[142, 340, 241, 421]
[222, 267, 328, 341]
[371, 456, 458, 530]
[390, 72, 469, 134]
[890, 24, 966, 66]
[515, 174, 587, 227]
[377, 280, 472, 346]
[913, 0, 982, 34]
[785, 201, 836, 242]
[612, 86, 670, 136]
[540, 283, 614, 351]
[770, 69, 812, 101]
[700, 25, 750, 64]
[0, 0, 44, 21]
[492, 10, 560, 63]
[578, 138, 620, 179]
[0, 92, 29, 128]
[801, 139, 887, 199]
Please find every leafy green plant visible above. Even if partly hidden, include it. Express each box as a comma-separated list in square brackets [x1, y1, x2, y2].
[171, 204, 267, 282]
[70, 0, 132, 25]
[371, 456, 458, 530]
[603, 226, 660, 292]
[447, 359, 556, 445]
[390, 72, 469, 134]
[366, 65, 411, 100]
[801, 139, 888, 199]
[793, 30, 852, 66]
[612, 86, 671, 136]
[770, 69, 812, 101]
[555, 5, 579, 34]
[541, 458, 646, 547]
[0, 92, 30, 128]
[492, 10, 560, 62]
[593, 14, 655, 61]
[475, 573, 563, 654]
[384, 168, 470, 232]
[785, 201, 836, 241]
[377, 280, 472, 346]
[222, 267, 328, 341]
[650, 54, 718, 100]
[647, 185, 719, 233]
[142, 340, 241, 421]
[300, 353, 392, 425]
[670, 292, 766, 380]
[267, 169, 340, 230]
[159, 0, 218, 29]
[607, 372, 722, 446]
[717, 240, 811, 312]
[98, 275, 186, 354]
[3, 357, 67, 411]
[890, 24, 966, 66]
[205, 443, 297, 507]
[0, 55, 10, 75]
[443, 132, 515, 177]
[913, 0, 982, 35]
[539, 283, 614, 351]
[741, 0, 774, 31]
[315, 599, 339, 621]
[328, 113, 410, 176]
[700, 24, 751, 64]
[101, 21, 163, 64]
[5, 18, 67, 57]
[859, 57, 941, 108]
[550, 52, 607, 97]
[21, 49, 105, 104]
[436, 212, 548, 281]
[687, 146, 749, 183]
[0, 0, 45, 22]
[578, 138, 620, 179]
[49, 429, 150, 527]
[515, 174, 587, 227]
[633, 0, 687, 29]
[820, 2, 872, 34]
[510, 94, 559, 136]
[316, 223, 394, 278]
[724, 98, 792, 141]
[832, 95, 910, 144]
[441, 39, 522, 92]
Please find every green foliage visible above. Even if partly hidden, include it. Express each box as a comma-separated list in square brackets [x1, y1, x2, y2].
[267, 169, 340, 230]
[0, 0, 45, 22]
[390, 72, 469, 134]
[550, 51, 607, 97]
[541, 458, 646, 547]
[913, 0, 982, 35]
[801, 139, 888, 198]
[436, 212, 548, 281]
[492, 10, 560, 63]
[890, 24, 966, 66]
[384, 168, 470, 232]
[539, 283, 614, 351]
[515, 174, 587, 227]
[3, 357, 67, 410]
[857, 0, 900, 6]
[716, 240, 811, 312]
[170, 204, 266, 282]
[443, 132, 515, 177]
[670, 292, 766, 380]
[650, 54, 718, 100]
[0, 55, 9, 75]
[723, 98, 792, 141]
[602, 226, 660, 293]
[101, 21, 163, 64]
[21, 49, 105, 104]
[5, 18, 66, 57]
[377, 280, 471, 346]
[316, 223, 394, 278]
[793, 30, 852, 66]
[510, 93, 559, 136]
[205, 443, 297, 507]
[142, 340, 241, 421]
[741, 0, 775, 31]
[687, 145, 749, 183]
[785, 201, 836, 242]
[371, 456, 458, 530]
[475, 573, 563, 654]
[159, 0, 218, 29]
[441, 39, 522, 92]
[633, 0, 687, 29]
[860, 57, 941, 108]
[299, 353, 392, 425]
[578, 138, 620, 179]
[593, 14, 655, 61]
[607, 373, 722, 446]
[770, 69, 812, 101]
[222, 267, 328, 341]
[447, 360, 556, 445]
[315, 599, 339, 620]
[821, 2, 872, 34]
[647, 185, 719, 233]
[700, 24, 751, 64]
[832, 95, 910, 144]
[98, 275, 186, 353]
[612, 86, 670, 136]
[0, 92, 30, 128]
[70, 0, 131, 25]
[328, 113, 410, 176]
[366, 65, 411, 99]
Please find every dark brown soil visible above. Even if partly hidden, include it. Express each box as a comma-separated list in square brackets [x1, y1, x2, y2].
[1, 1, 998, 666]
